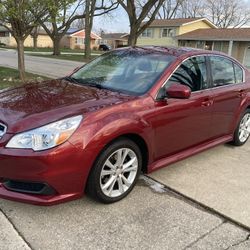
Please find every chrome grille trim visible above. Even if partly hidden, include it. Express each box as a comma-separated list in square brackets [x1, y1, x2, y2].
[0, 123, 7, 138]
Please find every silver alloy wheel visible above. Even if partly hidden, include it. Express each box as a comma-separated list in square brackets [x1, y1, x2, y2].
[239, 113, 250, 143]
[100, 148, 138, 198]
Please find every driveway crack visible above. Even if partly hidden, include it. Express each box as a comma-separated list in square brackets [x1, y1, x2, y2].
[225, 234, 250, 249]
[141, 175, 250, 233]
[0, 207, 33, 250]
[182, 221, 225, 250]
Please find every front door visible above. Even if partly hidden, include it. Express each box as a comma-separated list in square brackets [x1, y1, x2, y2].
[152, 56, 214, 160]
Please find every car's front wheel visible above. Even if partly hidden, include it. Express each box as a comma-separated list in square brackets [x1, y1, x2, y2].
[232, 109, 250, 146]
[86, 138, 142, 203]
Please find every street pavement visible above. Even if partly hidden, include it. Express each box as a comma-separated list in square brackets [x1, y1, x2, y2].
[0, 49, 83, 78]
[1, 49, 250, 249]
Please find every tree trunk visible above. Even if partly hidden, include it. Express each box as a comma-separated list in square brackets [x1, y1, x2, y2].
[17, 39, 25, 81]
[84, 0, 92, 60]
[84, 24, 91, 60]
[128, 27, 138, 47]
[33, 36, 38, 50]
[53, 37, 61, 55]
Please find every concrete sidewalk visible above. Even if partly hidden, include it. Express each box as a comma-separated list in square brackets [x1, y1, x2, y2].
[0, 181, 249, 250]
[150, 140, 250, 229]
[0, 211, 30, 250]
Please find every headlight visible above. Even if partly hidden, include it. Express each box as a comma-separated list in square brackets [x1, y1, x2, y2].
[6, 115, 83, 151]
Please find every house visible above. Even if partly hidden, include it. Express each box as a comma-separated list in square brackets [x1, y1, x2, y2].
[177, 28, 250, 67]
[60, 28, 101, 50]
[0, 26, 16, 47]
[0, 26, 53, 48]
[136, 18, 217, 47]
[100, 33, 129, 49]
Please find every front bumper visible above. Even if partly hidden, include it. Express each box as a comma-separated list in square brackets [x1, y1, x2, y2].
[0, 140, 91, 205]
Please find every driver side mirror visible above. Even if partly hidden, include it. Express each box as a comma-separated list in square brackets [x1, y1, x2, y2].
[166, 83, 191, 99]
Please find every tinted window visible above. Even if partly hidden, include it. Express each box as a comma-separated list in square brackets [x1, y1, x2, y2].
[210, 56, 235, 87]
[166, 56, 208, 92]
[234, 63, 244, 83]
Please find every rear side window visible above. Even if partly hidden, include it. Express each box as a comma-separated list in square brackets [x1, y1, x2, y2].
[210, 56, 235, 87]
[234, 63, 244, 83]
[166, 56, 208, 92]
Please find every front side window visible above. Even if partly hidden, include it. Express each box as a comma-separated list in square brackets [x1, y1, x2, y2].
[141, 29, 153, 38]
[165, 56, 208, 92]
[210, 56, 235, 87]
[71, 49, 175, 95]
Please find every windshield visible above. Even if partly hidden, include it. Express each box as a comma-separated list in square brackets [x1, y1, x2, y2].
[71, 48, 175, 95]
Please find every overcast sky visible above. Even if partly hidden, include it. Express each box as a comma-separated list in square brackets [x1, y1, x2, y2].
[93, 7, 130, 33]
[92, 1, 250, 34]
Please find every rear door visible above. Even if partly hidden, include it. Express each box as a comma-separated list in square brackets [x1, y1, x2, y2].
[208, 55, 245, 138]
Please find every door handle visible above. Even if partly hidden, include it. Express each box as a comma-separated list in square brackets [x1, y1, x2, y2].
[238, 89, 245, 97]
[201, 98, 213, 107]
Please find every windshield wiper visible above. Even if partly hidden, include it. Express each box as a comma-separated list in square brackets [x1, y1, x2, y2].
[63, 76, 80, 84]
[83, 82, 105, 89]
[63, 77, 108, 90]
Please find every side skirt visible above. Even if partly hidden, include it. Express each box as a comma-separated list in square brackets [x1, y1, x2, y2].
[148, 135, 233, 173]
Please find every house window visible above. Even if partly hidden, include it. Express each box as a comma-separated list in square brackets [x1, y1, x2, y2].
[141, 29, 153, 38]
[76, 37, 84, 45]
[196, 41, 204, 49]
[161, 28, 175, 38]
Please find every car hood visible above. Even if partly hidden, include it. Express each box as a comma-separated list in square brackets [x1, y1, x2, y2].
[0, 79, 135, 133]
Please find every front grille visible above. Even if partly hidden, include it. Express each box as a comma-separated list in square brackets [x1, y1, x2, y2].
[0, 123, 7, 138]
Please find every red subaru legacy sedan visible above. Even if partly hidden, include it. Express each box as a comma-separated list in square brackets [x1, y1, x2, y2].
[0, 47, 250, 205]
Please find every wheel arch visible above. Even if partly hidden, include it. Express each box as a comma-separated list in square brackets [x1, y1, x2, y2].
[96, 133, 149, 174]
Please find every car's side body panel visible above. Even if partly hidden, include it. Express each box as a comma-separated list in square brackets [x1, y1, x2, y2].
[149, 90, 213, 160]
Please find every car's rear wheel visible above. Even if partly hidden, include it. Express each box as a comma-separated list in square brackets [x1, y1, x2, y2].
[232, 109, 250, 146]
[86, 138, 142, 203]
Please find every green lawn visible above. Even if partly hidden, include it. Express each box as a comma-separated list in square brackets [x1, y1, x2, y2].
[26, 53, 98, 62]
[0, 67, 49, 90]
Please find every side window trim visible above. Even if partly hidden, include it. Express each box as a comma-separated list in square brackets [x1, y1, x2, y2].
[205, 55, 213, 89]
[233, 62, 244, 84]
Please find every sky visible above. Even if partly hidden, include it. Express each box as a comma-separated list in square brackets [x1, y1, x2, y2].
[93, 7, 130, 33]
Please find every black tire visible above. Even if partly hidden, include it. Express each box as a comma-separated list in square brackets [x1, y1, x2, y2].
[232, 109, 250, 146]
[86, 138, 142, 203]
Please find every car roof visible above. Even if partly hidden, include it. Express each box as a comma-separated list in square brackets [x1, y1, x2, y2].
[114, 46, 227, 58]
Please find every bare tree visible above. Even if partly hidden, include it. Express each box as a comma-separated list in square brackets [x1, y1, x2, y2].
[118, 0, 165, 46]
[72, 18, 85, 29]
[205, 0, 250, 28]
[180, 0, 205, 18]
[177, 0, 250, 27]
[156, 0, 184, 19]
[0, 0, 47, 80]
